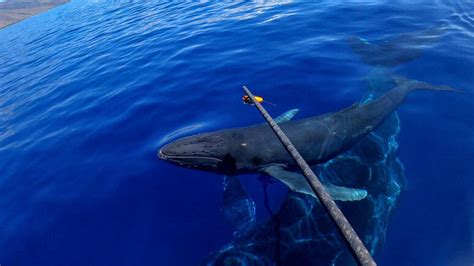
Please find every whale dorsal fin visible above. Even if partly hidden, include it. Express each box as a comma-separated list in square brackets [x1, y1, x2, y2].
[274, 109, 299, 123]
[262, 165, 367, 202]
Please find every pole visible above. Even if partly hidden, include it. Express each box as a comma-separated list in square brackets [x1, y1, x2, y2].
[242, 85, 376, 266]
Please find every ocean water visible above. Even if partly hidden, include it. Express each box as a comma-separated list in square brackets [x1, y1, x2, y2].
[0, 1, 473, 265]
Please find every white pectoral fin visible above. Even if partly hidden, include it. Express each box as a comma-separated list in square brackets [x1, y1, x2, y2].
[262, 165, 367, 201]
[323, 183, 368, 202]
[263, 165, 314, 196]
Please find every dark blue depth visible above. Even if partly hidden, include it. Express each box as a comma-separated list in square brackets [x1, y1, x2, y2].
[0, 1, 472, 265]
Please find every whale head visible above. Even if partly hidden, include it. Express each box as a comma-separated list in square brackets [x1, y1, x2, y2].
[158, 130, 252, 175]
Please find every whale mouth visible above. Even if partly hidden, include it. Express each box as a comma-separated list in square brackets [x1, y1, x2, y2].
[158, 149, 222, 168]
[158, 132, 228, 171]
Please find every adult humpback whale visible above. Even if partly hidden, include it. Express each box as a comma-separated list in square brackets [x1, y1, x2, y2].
[347, 27, 445, 67]
[158, 75, 459, 201]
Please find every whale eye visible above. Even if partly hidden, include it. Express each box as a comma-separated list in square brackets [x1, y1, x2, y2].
[252, 157, 262, 166]
[218, 153, 237, 174]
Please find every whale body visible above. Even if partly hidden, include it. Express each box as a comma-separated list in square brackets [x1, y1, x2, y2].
[158, 75, 458, 201]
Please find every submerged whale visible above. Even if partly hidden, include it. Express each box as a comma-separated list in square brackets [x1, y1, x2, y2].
[158, 75, 458, 201]
[347, 27, 445, 67]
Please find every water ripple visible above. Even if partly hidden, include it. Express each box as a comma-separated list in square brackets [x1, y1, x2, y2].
[0, 1, 472, 265]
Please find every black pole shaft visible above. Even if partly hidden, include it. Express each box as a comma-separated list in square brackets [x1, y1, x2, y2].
[243, 86, 376, 266]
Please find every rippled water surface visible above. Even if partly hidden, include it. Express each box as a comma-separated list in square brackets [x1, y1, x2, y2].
[0, 1, 473, 265]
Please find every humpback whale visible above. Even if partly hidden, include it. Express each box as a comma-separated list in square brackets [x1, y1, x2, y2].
[347, 27, 445, 67]
[158, 75, 459, 201]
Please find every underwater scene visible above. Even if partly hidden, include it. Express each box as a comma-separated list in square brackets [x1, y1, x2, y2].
[0, 1, 472, 265]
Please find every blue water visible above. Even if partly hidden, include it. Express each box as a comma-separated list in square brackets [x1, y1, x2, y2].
[1, 1, 473, 265]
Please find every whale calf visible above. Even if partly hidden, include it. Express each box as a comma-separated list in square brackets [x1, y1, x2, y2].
[158, 75, 458, 201]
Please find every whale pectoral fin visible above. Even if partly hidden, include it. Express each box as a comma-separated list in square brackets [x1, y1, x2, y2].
[222, 175, 256, 237]
[274, 109, 299, 123]
[346, 35, 380, 54]
[263, 165, 314, 196]
[323, 183, 368, 202]
[262, 165, 367, 201]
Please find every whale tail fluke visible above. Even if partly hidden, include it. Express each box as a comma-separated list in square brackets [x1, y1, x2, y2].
[391, 74, 464, 94]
